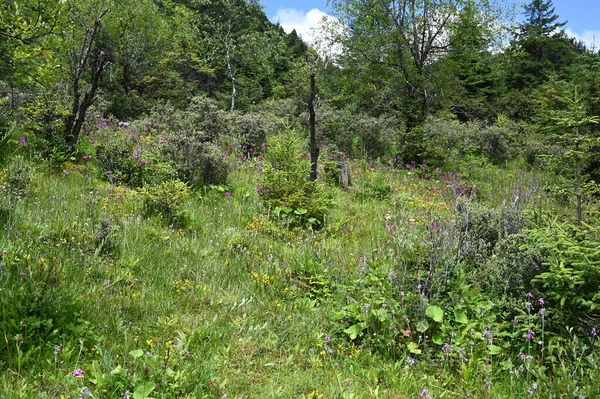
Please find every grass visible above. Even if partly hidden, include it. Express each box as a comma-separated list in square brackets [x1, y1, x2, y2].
[1, 145, 599, 398]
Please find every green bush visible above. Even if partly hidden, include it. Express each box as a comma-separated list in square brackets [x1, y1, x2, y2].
[94, 128, 165, 187]
[259, 130, 331, 227]
[148, 97, 225, 136]
[527, 218, 600, 334]
[140, 179, 191, 224]
[223, 111, 286, 156]
[160, 131, 230, 187]
[307, 106, 402, 159]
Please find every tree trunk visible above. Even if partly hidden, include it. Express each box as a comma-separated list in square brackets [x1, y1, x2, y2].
[66, 8, 109, 150]
[309, 69, 319, 182]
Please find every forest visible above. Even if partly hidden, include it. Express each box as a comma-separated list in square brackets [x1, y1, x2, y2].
[2, 0, 600, 397]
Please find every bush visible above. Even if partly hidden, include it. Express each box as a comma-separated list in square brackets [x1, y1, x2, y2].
[140, 179, 191, 223]
[160, 131, 230, 187]
[93, 127, 167, 187]
[259, 130, 331, 227]
[223, 111, 286, 156]
[305, 106, 402, 159]
[148, 97, 225, 136]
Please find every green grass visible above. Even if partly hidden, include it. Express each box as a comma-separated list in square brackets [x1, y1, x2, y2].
[1, 150, 599, 398]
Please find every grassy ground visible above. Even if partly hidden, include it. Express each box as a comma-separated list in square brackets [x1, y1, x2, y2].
[1, 147, 598, 398]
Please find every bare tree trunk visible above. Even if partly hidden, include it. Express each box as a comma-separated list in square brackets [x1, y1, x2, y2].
[66, 8, 110, 150]
[213, 21, 237, 111]
[309, 69, 319, 182]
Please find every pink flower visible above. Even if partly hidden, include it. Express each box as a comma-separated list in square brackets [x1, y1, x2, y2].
[72, 369, 84, 377]
[225, 191, 231, 200]
[19, 137, 26, 145]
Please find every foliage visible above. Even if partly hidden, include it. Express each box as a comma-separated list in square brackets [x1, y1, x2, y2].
[259, 129, 331, 227]
[160, 131, 230, 188]
[140, 179, 190, 222]
[528, 219, 600, 333]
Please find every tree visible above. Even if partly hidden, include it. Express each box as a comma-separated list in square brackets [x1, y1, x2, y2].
[64, 1, 111, 149]
[504, 0, 575, 120]
[537, 82, 600, 225]
[329, 0, 504, 124]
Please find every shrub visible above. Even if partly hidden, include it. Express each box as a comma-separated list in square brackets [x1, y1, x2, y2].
[223, 111, 286, 156]
[305, 106, 402, 159]
[160, 131, 230, 187]
[140, 179, 190, 220]
[94, 128, 164, 187]
[259, 129, 331, 227]
[148, 96, 225, 136]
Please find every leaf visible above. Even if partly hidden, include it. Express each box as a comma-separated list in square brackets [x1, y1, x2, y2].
[110, 365, 123, 375]
[432, 331, 443, 345]
[416, 320, 429, 332]
[426, 305, 444, 322]
[344, 324, 363, 340]
[133, 381, 156, 399]
[454, 309, 468, 324]
[487, 345, 502, 355]
[407, 342, 422, 355]
[294, 208, 307, 215]
[129, 349, 144, 358]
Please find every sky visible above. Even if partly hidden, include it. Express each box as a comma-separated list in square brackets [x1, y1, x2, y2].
[259, 0, 600, 50]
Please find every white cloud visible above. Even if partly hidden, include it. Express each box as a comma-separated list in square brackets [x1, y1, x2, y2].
[566, 28, 600, 50]
[273, 8, 330, 45]
[273, 8, 343, 60]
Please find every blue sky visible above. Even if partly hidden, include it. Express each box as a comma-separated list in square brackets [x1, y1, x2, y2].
[259, 0, 600, 49]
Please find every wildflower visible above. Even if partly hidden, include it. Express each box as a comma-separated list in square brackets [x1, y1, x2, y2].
[19, 137, 26, 145]
[526, 292, 534, 299]
[419, 387, 432, 399]
[83, 155, 89, 160]
[538, 298, 544, 306]
[441, 343, 452, 354]
[123, 391, 131, 399]
[518, 351, 526, 360]
[103, 280, 110, 287]
[72, 369, 84, 377]
[592, 328, 598, 340]
[538, 308, 545, 319]
[523, 329, 535, 341]
[325, 336, 331, 343]
[80, 387, 93, 397]
[406, 357, 416, 367]
[54, 345, 61, 355]
[527, 383, 538, 396]
[139, 159, 146, 165]
[225, 191, 231, 200]
[62, 170, 70, 177]
[118, 121, 129, 127]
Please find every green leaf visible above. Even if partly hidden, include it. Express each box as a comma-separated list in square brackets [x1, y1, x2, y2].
[294, 208, 307, 215]
[344, 324, 363, 340]
[407, 342, 422, 354]
[426, 306, 444, 322]
[454, 310, 468, 324]
[133, 381, 156, 399]
[487, 345, 502, 355]
[432, 331, 443, 345]
[416, 320, 429, 332]
[129, 349, 144, 358]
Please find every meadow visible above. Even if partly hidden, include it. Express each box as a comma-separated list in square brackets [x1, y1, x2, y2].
[1, 111, 600, 399]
